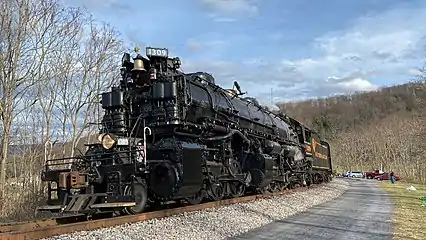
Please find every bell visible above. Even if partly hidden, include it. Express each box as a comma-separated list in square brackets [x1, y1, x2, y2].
[132, 58, 146, 72]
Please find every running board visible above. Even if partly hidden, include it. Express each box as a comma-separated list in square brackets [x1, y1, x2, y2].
[90, 202, 136, 208]
[37, 205, 64, 213]
[36, 201, 137, 213]
[37, 194, 136, 213]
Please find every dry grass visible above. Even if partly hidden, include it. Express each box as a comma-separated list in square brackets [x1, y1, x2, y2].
[0, 180, 51, 223]
[379, 181, 426, 240]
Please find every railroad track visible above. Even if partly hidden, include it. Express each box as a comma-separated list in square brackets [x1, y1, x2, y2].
[0, 185, 313, 240]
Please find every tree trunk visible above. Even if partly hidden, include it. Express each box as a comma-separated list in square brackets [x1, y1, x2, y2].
[0, 117, 12, 198]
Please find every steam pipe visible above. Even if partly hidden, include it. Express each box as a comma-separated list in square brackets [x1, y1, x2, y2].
[143, 126, 152, 171]
[172, 128, 201, 138]
[204, 129, 250, 145]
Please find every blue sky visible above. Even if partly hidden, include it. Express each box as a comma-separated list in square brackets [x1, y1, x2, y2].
[63, 0, 426, 107]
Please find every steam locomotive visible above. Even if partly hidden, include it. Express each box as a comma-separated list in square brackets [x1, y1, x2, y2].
[37, 47, 333, 216]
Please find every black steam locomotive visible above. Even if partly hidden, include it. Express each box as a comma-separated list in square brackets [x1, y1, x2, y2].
[38, 47, 333, 216]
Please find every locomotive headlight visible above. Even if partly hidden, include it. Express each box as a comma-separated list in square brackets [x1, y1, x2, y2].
[101, 134, 116, 149]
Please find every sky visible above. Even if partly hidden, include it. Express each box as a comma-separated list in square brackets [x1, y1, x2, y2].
[63, 0, 426, 107]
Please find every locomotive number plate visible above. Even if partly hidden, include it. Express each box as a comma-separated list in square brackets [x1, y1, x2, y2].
[117, 138, 129, 146]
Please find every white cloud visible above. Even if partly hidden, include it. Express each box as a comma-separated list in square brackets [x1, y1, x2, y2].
[200, 0, 259, 21]
[186, 39, 202, 51]
[407, 68, 422, 76]
[201, 0, 258, 14]
[313, 7, 426, 66]
[331, 77, 378, 92]
[183, 33, 239, 58]
[184, 5, 426, 105]
[63, 0, 128, 10]
[211, 17, 237, 23]
[62, 0, 426, 108]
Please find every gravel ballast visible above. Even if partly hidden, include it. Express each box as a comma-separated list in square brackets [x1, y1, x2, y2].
[47, 179, 349, 240]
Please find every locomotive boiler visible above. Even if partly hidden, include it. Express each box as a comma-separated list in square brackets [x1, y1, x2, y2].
[37, 47, 332, 216]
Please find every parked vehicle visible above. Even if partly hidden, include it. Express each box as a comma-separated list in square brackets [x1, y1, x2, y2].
[345, 171, 364, 178]
[375, 172, 400, 181]
[364, 169, 384, 179]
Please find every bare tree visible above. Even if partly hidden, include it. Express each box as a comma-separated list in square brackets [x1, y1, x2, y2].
[0, 0, 53, 198]
[33, 4, 86, 162]
[0, 0, 126, 220]
[0, 103, 46, 221]
[329, 112, 426, 183]
[55, 19, 123, 158]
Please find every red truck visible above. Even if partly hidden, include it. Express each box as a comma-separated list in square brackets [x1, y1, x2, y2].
[364, 170, 384, 179]
[374, 172, 401, 181]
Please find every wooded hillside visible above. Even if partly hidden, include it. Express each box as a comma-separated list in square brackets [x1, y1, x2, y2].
[278, 81, 426, 183]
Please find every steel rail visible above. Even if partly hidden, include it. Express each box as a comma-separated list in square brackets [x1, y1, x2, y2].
[0, 219, 57, 234]
[0, 185, 316, 240]
[0, 213, 113, 235]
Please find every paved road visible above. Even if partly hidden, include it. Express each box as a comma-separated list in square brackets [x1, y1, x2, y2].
[230, 179, 394, 240]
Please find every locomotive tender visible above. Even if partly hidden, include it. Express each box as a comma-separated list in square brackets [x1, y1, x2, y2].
[38, 47, 333, 216]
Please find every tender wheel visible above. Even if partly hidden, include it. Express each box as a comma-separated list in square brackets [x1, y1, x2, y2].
[123, 182, 148, 215]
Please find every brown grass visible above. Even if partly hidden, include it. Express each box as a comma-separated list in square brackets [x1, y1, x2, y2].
[379, 181, 426, 240]
[0, 179, 53, 223]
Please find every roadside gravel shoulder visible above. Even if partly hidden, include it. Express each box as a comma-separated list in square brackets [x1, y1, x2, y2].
[48, 179, 349, 240]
